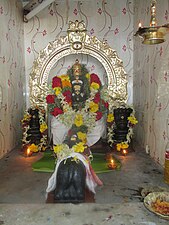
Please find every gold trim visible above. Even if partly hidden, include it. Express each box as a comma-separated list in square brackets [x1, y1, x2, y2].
[29, 21, 128, 110]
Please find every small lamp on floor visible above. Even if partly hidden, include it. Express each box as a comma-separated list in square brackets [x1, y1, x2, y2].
[122, 149, 128, 156]
[108, 159, 117, 170]
[26, 147, 33, 157]
[23, 145, 33, 157]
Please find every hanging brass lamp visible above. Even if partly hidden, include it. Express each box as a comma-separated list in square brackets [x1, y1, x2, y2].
[134, 0, 169, 44]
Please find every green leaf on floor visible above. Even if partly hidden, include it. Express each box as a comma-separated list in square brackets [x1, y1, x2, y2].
[32, 151, 121, 173]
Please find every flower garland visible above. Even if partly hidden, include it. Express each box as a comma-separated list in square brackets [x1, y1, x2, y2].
[46, 71, 109, 160]
[107, 104, 138, 151]
[21, 107, 48, 153]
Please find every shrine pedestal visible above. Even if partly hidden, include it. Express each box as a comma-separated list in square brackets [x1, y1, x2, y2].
[46, 188, 95, 203]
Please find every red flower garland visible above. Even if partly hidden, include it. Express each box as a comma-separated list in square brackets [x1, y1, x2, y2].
[52, 76, 62, 88]
[51, 107, 63, 117]
[46, 94, 55, 104]
[90, 73, 101, 86]
[46, 73, 109, 122]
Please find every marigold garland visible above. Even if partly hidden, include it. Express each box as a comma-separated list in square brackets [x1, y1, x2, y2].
[46, 70, 109, 160]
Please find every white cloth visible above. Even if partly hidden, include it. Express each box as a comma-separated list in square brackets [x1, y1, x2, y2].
[51, 116, 70, 145]
[87, 116, 106, 146]
[51, 116, 106, 147]
[46, 152, 98, 195]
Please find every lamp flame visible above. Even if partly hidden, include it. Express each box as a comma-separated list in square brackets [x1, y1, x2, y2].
[27, 147, 31, 157]
[122, 149, 128, 155]
[138, 22, 142, 28]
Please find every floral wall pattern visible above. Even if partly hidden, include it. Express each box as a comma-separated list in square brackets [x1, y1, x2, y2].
[133, 0, 169, 166]
[0, 0, 25, 159]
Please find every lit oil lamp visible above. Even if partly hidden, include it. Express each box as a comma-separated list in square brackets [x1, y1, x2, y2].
[26, 147, 32, 157]
[108, 159, 117, 170]
[138, 21, 142, 28]
[122, 149, 128, 156]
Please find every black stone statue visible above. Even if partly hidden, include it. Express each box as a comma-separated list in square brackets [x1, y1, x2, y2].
[26, 108, 42, 145]
[113, 107, 133, 143]
[54, 157, 86, 203]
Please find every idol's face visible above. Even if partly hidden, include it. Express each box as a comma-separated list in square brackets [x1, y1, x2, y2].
[73, 65, 81, 76]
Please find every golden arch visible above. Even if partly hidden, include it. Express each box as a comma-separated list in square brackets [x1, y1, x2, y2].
[29, 21, 127, 109]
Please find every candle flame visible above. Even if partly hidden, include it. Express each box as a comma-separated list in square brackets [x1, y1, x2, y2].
[111, 159, 114, 163]
[138, 22, 142, 28]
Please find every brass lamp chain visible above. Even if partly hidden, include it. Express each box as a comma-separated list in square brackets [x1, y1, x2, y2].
[150, 0, 157, 27]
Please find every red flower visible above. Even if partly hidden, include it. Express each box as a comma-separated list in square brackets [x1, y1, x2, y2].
[68, 129, 73, 137]
[63, 90, 72, 103]
[52, 76, 61, 88]
[90, 73, 101, 86]
[93, 92, 100, 103]
[46, 94, 55, 104]
[96, 111, 103, 121]
[51, 107, 63, 117]
[102, 100, 109, 109]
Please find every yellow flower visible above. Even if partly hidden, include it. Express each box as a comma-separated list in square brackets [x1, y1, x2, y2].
[21, 114, 31, 123]
[74, 114, 83, 127]
[60, 75, 70, 81]
[29, 144, 39, 153]
[24, 114, 31, 120]
[89, 102, 99, 113]
[77, 132, 87, 143]
[86, 73, 90, 80]
[116, 142, 129, 151]
[62, 80, 72, 88]
[53, 144, 63, 154]
[42, 146, 46, 151]
[40, 123, 47, 133]
[71, 156, 79, 163]
[107, 113, 114, 123]
[121, 143, 129, 149]
[116, 143, 122, 151]
[54, 87, 62, 95]
[128, 116, 138, 125]
[90, 82, 100, 90]
[73, 142, 86, 153]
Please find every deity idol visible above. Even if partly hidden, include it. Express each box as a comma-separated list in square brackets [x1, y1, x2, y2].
[70, 59, 89, 110]
[48, 59, 107, 147]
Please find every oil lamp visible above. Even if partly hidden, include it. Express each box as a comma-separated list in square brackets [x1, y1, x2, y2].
[134, 0, 169, 45]
[122, 149, 128, 156]
[108, 159, 117, 170]
[26, 147, 32, 157]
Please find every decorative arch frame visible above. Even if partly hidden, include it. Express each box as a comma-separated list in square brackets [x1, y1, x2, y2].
[29, 21, 128, 110]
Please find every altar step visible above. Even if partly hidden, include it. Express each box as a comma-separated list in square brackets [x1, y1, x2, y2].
[46, 188, 95, 204]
